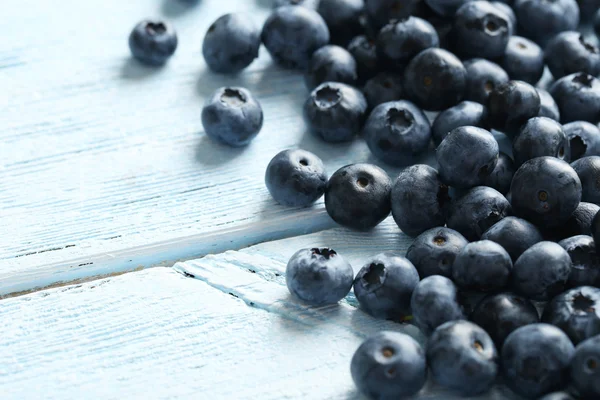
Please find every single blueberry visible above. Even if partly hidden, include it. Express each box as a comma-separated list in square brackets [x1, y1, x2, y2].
[303, 82, 368, 142]
[545, 32, 600, 81]
[285, 247, 354, 305]
[406, 227, 468, 278]
[431, 100, 490, 146]
[565, 123, 600, 162]
[261, 6, 330, 70]
[538, 88, 561, 122]
[514, 0, 580, 47]
[363, 100, 431, 166]
[202, 13, 260, 74]
[488, 80, 541, 138]
[304, 45, 358, 90]
[482, 216, 544, 262]
[364, 0, 420, 29]
[353, 252, 420, 320]
[362, 73, 403, 110]
[325, 163, 391, 230]
[513, 117, 568, 169]
[437, 126, 499, 189]
[317, 0, 364, 46]
[550, 73, 600, 124]
[482, 152, 515, 195]
[201, 87, 263, 147]
[410, 275, 466, 335]
[510, 157, 582, 229]
[561, 202, 600, 240]
[425, 0, 473, 17]
[572, 156, 600, 205]
[463, 58, 510, 105]
[452, 240, 513, 292]
[129, 20, 177, 66]
[350, 331, 427, 399]
[512, 241, 572, 301]
[570, 334, 600, 399]
[559, 236, 600, 288]
[391, 165, 450, 237]
[265, 149, 327, 207]
[539, 392, 576, 400]
[347, 35, 380, 83]
[501, 323, 575, 398]
[426, 320, 498, 396]
[403, 48, 467, 111]
[470, 292, 539, 350]
[500, 36, 545, 85]
[273, 0, 319, 8]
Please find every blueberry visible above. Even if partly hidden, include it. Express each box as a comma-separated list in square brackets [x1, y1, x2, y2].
[482, 152, 515, 195]
[317, 0, 364, 46]
[593, 210, 600, 255]
[447, 186, 512, 241]
[512, 241, 572, 301]
[538, 88, 561, 122]
[347, 35, 380, 83]
[510, 157, 582, 229]
[363, 100, 431, 166]
[565, 123, 600, 162]
[513, 117, 569, 169]
[538, 392, 576, 400]
[491, 1, 517, 29]
[570, 334, 600, 399]
[304, 45, 358, 90]
[452, 240, 513, 292]
[431, 100, 490, 146]
[303, 82, 367, 142]
[325, 163, 391, 230]
[285, 247, 354, 305]
[561, 202, 600, 240]
[202, 14, 260, 74]
[426, 320, 498, 396]
[273, 0, 319, 8]
[364, 0, 420, 29]
[376, 16, 439, 70]
[572, 157, 600, 205]
[201, 87, 263, 147]
[391, 165, 450, 237]
[425, 0, 472, 17]
[265, 149, 327, 207]
[501, 323, 575, 398]
[411, 275, 466, 335]
[559, 235, 600, 288]
[545, 32, 600, 81]
[550, 73, 600, 124]
[500, 36, 545, 86]
[362, 72, 403, 110]
[353, 252, 420, 320]
[128, 20, 177, 66]
[406, 227, 468, 278]
[350, 331, 427, 399]
[470, 292, 539, 349]
[596, 8, 600, 35]
[463, 58, 510, 105]
[452, 1, 512, 59]
[482, 217, 544, 262]
[581, 0, 600, 21]
[514, 0, 580, 47]
[403, 48, 467, 111]
[436, 126, 499, 189]
[488, 80, 541, 138]
[261, 6, 330, 70]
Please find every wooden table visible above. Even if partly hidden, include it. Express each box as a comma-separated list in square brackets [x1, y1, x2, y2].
[2, 1, 518, 398]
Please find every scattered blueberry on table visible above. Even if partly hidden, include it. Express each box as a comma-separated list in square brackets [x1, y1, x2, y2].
[129, 20, 177, 66]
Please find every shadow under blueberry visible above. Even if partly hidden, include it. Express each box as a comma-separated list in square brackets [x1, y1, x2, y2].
[119, 58, 166, 80]
[161, 0, 200, 18]
[194, 134, 246, 166]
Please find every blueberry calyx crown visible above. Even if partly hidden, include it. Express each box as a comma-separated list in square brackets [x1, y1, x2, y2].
[572, 292, 596, 313]
[363, 263, 385, 285]
[220, 88, 246, 107]
[573, 73, 594, 87]
[579, 34, 598, 54]
[315, 86, 341, 109]
[145, 22, 167, 36]
[311, 247, 337, 259]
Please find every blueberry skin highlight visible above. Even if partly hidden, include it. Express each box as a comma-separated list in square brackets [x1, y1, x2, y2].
[363, 101, 431, 167]
[362, 73, 403, 110]
[202, 13, 260, 74]
[425, 0, 472, 17]
[550, 73, 600, 124]
[261, 6, 330, 70]
[353, 252, 420, 320]
[391, 165, 450, 237]
[482, 152, 515, 195]
[403, 48, 467, 111]
[364, 0, 420, 29]
[514, 0, 580, 47]
[470, 292, 539, 350]
[500, 36, 545, 86]
[538, 88, 561, 122]
[539, 392, 576, 400]
[304, 82, 368, 143]
[545, 32, 600, 81]
[325, 163, 391, 230]
[129, 20, 177, 66]
[463, 58, 510, 105]
[304, 45, 358, 90]
[510, 157, 582, 229]
[559, 235, 600, 288]
[286, 247, 354, 306]
[512, 117, 569, 169]
[512, 242, 572, 301]
[410, 275, 466, 335]
[431, 100, 490, 146]
[565, 123, 600, 162]
[572, 157, 600, 205]
[452, 240, 513, 292]
[406, 227, 468, 279]
[317, 0, 364, 46]
[437, 126, 499, 189]
[265, 149, 327, 207]
[501, 323, 575, 398]
[347, 35, 379, 83]
[488, 80, 541, 138]
[201, 87, 263, 147]
[570, 335, 600, 399]
[350, 331, 427, 399]
[273, 0, 319, 8]
[426, 320, 498, 396]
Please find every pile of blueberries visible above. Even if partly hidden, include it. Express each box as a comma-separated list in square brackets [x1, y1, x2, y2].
[127, 0, 600, 399]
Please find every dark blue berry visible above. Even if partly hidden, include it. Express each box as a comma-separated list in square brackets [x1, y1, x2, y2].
[512, 117, 568, 169]
[559, 235, 600, 288]
[500, 36, 545, 85]
[362, 72, 403, 110]
[482, 217, 544, 262]
[514, 0, 580, 47]
[501, 323, 575, 398]
[265, 149, 327, 207]
[562, 202, 600, 240]
[491, 1, 517, 29]
[488, 80, 541, 138]
[406, 227, 468, 278]
[482, 152, 515, 195]
[545, 32, 600, 81]
[596, 8, 600, 35]
[538, 88, 561, 121]
[550, 72, 600, 124]
[363, 100, 431, 166]
[303, 82, 367, 142]
[572, 156, 600, 204]
[129, 20, 177, 66]
[201, 87, 263, 147]
[353, 252, 420, 320]
[350, 331, 427, 399]
[365, 0, 420, 29]
[317, 0, 364, 46]
[463, 58, 510, 105]
[452, 240, 513, 292]
[565, 123, 600, 162]
[426, 320, 498, 396]
[347, 35, 380, 83]
[411, 275, 466, 335]
[325, 163, 391, 230]
[431, 100, 490, 146]
[304, 45, 358, 90]
[570, 334, 600, 399]
[425, 0, 472, 17]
